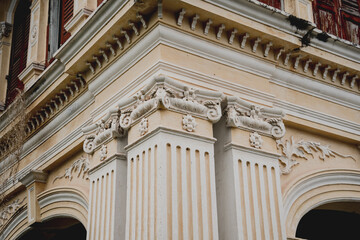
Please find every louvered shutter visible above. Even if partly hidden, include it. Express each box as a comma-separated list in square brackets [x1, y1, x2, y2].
[258, 0, 282, 9]
[313, 0, 360, 44]
[6, 0, 31, 105]
[341, 0, 360, 44]
[313, 0, 341, 37]
[60, 0, 73, 45]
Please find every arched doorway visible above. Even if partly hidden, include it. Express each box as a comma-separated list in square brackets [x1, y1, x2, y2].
[16, 217, 86, 240]
[296, 202, 360, 239]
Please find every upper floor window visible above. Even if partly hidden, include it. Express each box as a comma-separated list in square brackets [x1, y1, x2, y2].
[313, 0, 360, 44]
[47, 0, 74, 64]
[6, 0, 31, 105]
[258, 0, 282, 9]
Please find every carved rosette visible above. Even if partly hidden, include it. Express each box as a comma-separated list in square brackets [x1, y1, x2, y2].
[99, 145, 107, 161]
[182, 114, 197, 132]
[249, 132, 263, 149]
[225, 96, 286, 139]
[139, 118, 149, 136]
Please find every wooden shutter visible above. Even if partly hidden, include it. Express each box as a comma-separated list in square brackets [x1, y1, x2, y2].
[97, 0, 104, 6]
[6, 0, 31, 105]
[313, 0, 341, 37]
[258, 0, 282, 9]
[313, 0, 360, 44]
[60, 0, 73, 45]
[341, 0, 360, 44]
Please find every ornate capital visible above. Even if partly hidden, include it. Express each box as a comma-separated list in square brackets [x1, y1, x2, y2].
[118, 75, 224, 130]
[0, 22, 12, 40]
[82, 109, 125, 154]
[83, 75, 224, 153]
[225, 96, 286, 139]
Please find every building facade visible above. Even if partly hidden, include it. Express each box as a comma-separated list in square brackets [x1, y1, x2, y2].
[0, 0, 359, 239]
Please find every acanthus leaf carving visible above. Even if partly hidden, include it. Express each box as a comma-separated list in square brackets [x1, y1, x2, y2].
[53, 156, 90, 182]
[118, 76, 223, 129]
[225, 96, 286, 139]
[83, 109, 125, 154]
[276, 137, 356, 174]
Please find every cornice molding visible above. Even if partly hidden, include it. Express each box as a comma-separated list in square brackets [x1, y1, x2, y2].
[64, 8, 93, 33]
[204, 0, 360, 63]
[125, 126, 217, 152]
[19, 170, 48, 187]
[274, 99, 360, 136]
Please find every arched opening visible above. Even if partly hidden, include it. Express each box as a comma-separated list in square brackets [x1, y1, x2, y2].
[16, 217, 86, 240]
[296, 202, 360, 239]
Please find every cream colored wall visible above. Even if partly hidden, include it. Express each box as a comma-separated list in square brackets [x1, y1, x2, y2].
[0, 0, 359, 239]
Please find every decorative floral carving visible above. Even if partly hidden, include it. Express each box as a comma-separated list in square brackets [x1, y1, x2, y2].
[0, 197, 26, 227]
[53, 156, 90, 182]
[83, 109, 125, 154]
[30, 24, 38, 44]
[249, 132, 263, 149]
[182, 114, 197, 132]
[276, 137, 356, 174]
[83, 76, 223, 150]
[100, 145, 107, 161]
[118, 76, 223, 130]
[226, 96, 286, 139]
[139, 118, 148, 136]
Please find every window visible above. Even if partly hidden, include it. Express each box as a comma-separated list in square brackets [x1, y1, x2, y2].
[6, 0, 31, 105]
[46, 0, 73, 64]
[258, 0, 282, 9]
[313, 0, 360, 44]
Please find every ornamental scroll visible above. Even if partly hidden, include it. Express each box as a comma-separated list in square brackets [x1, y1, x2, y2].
[83, 75, 224, 154]
[225, 96, 286, 139]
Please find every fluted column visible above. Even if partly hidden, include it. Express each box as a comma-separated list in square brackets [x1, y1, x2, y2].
[87, 154, 127, 240]
[125, 128, 218, 240]
[83, 110, 128, 240]
[215, 96, 287, 240]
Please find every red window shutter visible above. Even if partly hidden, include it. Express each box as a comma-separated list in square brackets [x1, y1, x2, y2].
[6, 0, 31, 105]
[60, 0, 73, 45]
[313, 0, 341, 37]
[97, 0, 104, 6]
[258, 0, 282, 9]
[313, 0, 360, 44]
